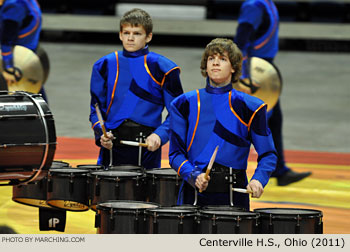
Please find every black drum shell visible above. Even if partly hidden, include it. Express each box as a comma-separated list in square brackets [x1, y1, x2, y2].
[198, 209, 259, 234]
[145, 207, 198, 234]
[89, 171, 146, 211]
[0, 92, 56, 181]
[96, 200, 159, 234]
[254, 208, 323, 234]
[145, 168, 182, 206]
[46, 168, 89, 211]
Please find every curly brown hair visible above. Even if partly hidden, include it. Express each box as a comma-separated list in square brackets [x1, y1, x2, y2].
[120, 8, 153, 35]
[200, 38, 242, 83]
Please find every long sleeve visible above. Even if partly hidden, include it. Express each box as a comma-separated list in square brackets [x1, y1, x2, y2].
[89, 59, 108, 145]
[153, 64, 183, 145]
[1, 2, 25, 69]
[249, 104, 277, 186]
[169, 95, 201, 187]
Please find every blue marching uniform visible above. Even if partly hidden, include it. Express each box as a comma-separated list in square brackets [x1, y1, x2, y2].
[90, 46, 183, 169]
[169, 80, 277, 210]
[234, 0, 288, 177]
[0, 0, 47, 100]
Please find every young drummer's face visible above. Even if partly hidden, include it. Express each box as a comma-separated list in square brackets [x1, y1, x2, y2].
[119, 24, 152, 52]
[206, 52, 235, 86]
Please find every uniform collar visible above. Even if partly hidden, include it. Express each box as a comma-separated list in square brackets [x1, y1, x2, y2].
[205, 78, 233, 94]
[122, 46, 149, 58]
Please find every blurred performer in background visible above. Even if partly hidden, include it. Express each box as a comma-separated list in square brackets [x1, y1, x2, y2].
[0, 0, 48, 101]
[89, 9, 183, 169]
[169, 38, 277, 210]
[234, 0, 311, 186]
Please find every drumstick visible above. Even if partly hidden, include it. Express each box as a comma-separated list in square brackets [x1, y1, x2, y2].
[199, 145, 219, 193]
[232, 188, 253, 194]
[120, 140, 148, 148]
[94, 103, 107, 138]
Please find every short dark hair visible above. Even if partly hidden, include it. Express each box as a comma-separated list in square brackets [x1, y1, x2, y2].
[120, 8, 153, 35]
[200, 38, 242, 83]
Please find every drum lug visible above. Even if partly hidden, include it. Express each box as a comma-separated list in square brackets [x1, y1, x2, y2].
[295, 214, 301, 234]
[47, 174, 52, 193]
[235, 216, 241, 233]
[178, 214, 184, 234]
[211, 214, 217, 234]
[268, 213, 274, 233]
[95, 176, 100, 196]
[109, 209, 115, 232]
[69, 173, 75, 193]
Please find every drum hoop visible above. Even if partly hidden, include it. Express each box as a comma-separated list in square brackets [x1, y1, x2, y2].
[96, 200, 159, 211]
[199, 210, 258, 220]
[16, 92, 50, 184]
[145, 208, 197, 216]
[254, 208, 323, 219]
[49, 169, 89, 176]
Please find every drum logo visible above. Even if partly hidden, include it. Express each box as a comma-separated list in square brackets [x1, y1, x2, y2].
[0, 104, 27, 112]
[63, 201, 86, 210]
[48, 218, 60, 228]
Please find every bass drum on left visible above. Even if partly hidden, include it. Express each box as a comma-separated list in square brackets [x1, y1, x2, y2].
[0, 91, 56, 184]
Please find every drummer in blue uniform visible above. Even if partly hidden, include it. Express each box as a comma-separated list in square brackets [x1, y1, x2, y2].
[0, 0, 47, 101]
[89, 8, 184, 169]
[169, 38, 277, 211]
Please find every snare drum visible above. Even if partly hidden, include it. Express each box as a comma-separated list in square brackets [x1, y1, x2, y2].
[146, 207, 197, 234]
[90, 171, 145, 211]
[254, 208, 323, 234]
[12, 160, 69, 208]
[96, 200, 159, 234]
[145, 168, 182, 206]
[47, 168, 89, 211]
[198, 209, 259, 234]
[0, 91, 56, 183]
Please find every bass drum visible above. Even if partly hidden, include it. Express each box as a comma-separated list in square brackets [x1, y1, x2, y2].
[0, 91, 56, 184]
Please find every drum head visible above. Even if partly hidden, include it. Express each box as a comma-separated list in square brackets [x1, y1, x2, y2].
[146, 168, 178, 177]
[49, 168, 88, 174]
[146, 207, 196, 216]
[201, 205, 246, 212]
[254, 208, 323, 218]
[0, 46, 44, 93]
[91, 171, 142, 178]
[50, 160, 70, 169]
[77, 164, 104, 171]
[97, 200, 159, 211]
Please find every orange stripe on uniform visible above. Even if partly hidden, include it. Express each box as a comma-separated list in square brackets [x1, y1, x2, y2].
[144, 55, 161, 86]
[247, 103, 267, 131]
[91, 121, 100, 129]
[160, 67, 181, 87]
[1, 51, 11, 56]
[187, 90, 200, 152]
[106, 51, 119, 115]
[228, 91, 248, 127]
[177, 160, 188, 176]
